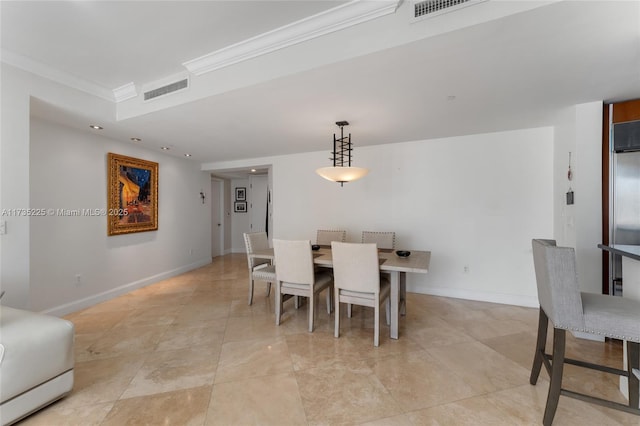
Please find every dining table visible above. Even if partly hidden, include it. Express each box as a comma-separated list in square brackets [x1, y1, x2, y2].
[248, 245, 431, 339]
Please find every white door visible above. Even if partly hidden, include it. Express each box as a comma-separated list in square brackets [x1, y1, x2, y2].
[250, 175, 268, 234]
[211, 179, 223, 257]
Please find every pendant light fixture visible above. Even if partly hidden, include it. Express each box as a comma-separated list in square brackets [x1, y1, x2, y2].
[316, 121, 368, 186]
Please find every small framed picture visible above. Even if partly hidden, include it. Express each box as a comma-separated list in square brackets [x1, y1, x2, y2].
[235, 187, 246, 201]
[234, 201, 247, 213]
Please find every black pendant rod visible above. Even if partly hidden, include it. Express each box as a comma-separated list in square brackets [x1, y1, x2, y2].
[331, 121, 352, 169]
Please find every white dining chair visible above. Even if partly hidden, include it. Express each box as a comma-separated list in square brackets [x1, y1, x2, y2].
[331, 242, 391, 346]
[360, 231, 406, 316]
[243, 232, 276, 305]
[316, 229, 346, 246]
[361, 231, 396, 249]
[273, 239, 333, 332]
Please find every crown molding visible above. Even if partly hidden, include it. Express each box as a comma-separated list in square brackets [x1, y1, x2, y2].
[113, 82, 138, 102]
[183, 0, 401, 76]
[1, 48, 115, 102]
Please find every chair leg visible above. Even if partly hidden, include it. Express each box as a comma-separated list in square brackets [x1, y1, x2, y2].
[628, 341, 640, 410]
[331, 287, 334, 313]
[266, 282, 271, 297]
[543, 328, 566, 426]
[275, 283, 282, 325]
[530, 308, 549, 385]
[347, 303, 353, 318]
[334, 291, 341, 338]
[326, 287, 332, 314]
[385, 297, 391, 326]
[248, 278, 255, 306]
[308, 292, 315, 332]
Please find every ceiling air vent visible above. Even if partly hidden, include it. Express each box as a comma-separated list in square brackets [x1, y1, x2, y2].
[412, 0, 485, 21]
[143, 78, 189, 101]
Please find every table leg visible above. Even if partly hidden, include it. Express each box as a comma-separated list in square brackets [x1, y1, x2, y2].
[400, 272, 407, 316]
[390, 271, 400, 339]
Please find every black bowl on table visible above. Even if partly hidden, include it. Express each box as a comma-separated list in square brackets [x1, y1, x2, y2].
[395, 250, 411, 258]
[311, 244, 321, 251]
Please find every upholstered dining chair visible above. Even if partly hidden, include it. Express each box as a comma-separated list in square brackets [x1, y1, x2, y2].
[331, 242, 391, 347]
[361, 231, 396, 249]
[243, 232, 276, 305]
[273, 239, 333, 332]
[361, 231, 407, 315]
[316, 229, 346, 246]
[530, 239, 640, 425]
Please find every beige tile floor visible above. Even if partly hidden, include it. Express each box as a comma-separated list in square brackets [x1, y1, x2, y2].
[19, 254, 639, 425]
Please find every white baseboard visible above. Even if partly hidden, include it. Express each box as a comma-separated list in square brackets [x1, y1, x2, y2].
[410, 287, 605, 341]
[213, 249, 234, 256]
[409, 285, 540, 308]
[45, 261, 540, 317]
[41, 258, 212, 317]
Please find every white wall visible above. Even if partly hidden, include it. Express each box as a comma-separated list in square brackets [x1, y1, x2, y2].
[230, 178, 251, 252]
[552, 106, 577, 248]
[229, 175, 270, 252]
[1, 63, 114, 309]
[29, 118, 212, 314]
[552, 101, 603, 293]
[263, 127, 554, 306]
[574, 103, 603, 294]
[2, 58, 604, 312]
[1, 63, 212, 313]
[0, 66, 31, 308]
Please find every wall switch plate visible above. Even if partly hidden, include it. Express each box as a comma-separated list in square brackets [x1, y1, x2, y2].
[0, 220, 6, 235]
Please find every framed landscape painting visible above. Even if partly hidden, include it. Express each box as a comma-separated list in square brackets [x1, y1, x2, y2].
[107, 153, 158, 236]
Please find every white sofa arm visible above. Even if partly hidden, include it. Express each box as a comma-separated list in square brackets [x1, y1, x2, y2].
[0, 306, 74, 425]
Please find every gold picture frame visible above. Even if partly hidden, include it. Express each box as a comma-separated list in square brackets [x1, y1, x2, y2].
[107, 153, 158, 236]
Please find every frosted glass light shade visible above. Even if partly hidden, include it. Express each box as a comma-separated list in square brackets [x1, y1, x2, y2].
[316, 166, 369, 183]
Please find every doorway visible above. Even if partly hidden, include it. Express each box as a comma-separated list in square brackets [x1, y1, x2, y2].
[211, 178, 224, 257]
[250, 175, 269, 235]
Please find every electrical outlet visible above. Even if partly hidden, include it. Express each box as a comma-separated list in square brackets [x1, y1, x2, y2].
[75, 274, 82, 286]
[463, 266, 470, 274]
[189, 248, 194, 255]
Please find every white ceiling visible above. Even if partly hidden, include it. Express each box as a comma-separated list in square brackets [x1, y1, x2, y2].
[3, 1, 640, 168]
[1, 1, 344, 90]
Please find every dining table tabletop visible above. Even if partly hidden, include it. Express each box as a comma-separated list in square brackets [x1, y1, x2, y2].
[249, 245, 431, 339]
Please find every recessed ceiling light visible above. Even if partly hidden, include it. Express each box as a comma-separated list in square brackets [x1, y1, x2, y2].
[130, 137, 142, 142]
[184, 153, 192, 157]
[251, 169, 257, 173]
[161, 146, 170, 150]
[89, 125, 103, 130]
